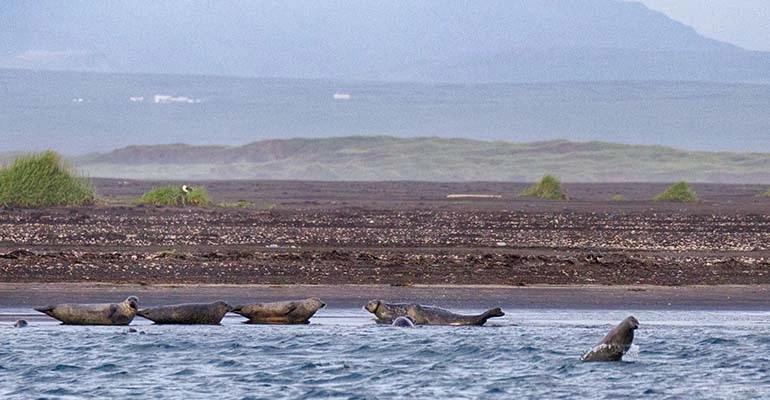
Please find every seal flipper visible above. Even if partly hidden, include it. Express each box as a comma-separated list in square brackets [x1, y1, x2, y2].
[34, 305, 56, 317]
[282, 304, 297, 316]
[107, 304, 119, 319]
[475, 307, 505, 326]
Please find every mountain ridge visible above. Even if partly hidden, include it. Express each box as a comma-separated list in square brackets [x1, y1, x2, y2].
[2, 0, 768, 83]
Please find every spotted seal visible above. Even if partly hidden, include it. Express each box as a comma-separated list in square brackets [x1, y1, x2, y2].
[364, 300, 504, 326]
[34, 296, 138, 325]
[137, 301, 232, 325]
[231, 298, 326, 324]
[581, 316, 639, 362]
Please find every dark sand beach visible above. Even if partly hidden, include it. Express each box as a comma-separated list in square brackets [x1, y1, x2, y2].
[1, 283, 768, 311]
[1, 180, 769, 312]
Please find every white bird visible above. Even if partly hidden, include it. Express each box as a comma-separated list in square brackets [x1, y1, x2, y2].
[181, 185, 190, 193]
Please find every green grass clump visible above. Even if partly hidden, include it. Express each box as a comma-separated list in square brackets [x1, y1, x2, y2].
[759, 189, 770, 197]
[136, 185, 211, 206]
[652, 181, 698, 202]
[519, 174, 568, 200]
[0, 151, 95, 207]
[611, 194, 625, 201]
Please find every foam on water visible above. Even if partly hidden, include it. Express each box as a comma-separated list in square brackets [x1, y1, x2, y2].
[1, 309, 769, 399]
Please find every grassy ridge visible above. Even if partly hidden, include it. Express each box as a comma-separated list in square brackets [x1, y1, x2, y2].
[67, 137, 770, 183]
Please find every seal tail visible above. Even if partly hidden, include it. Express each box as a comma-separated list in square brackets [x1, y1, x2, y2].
[34, 305, 55, 317]
[475, 307, 505, 325]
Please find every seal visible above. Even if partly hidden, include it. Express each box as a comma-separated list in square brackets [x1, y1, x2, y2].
[580, 316, 639, 362]
[34, 296, 138, 325]
[391, 316, 415, 328]
[137, 301, 232, 325]
[364, 300, 504, 326]
[13, 319, 28, 328]
[231, 298, 326, 324]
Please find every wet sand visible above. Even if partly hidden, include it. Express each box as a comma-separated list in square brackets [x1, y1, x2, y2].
[2, 283, 769, 311]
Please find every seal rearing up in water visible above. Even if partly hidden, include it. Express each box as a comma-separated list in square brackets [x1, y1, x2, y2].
[137, 301, 232, 325]
[581, 316, 639, 362]
[34, 296, 138, 325]
[365, 299, 504, 326]
[231, 298, 326, 324]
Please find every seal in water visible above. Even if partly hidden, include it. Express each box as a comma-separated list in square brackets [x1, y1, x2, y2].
[364, 299, 504, 326]
[34, 296, 138, 325]
[231, 298, 326, 324]
[391, 316, 415, 328]
[13, 319, 28, 328]
[137, 301, 232, 325]
[581, 316, 639, 362]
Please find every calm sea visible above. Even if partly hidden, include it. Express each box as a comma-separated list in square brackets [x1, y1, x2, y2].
[1, 309, 768, 399]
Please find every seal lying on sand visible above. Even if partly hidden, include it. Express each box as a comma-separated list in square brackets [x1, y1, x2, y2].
[137, 301, 232, 325]
[231, 298, 326, 324]
[581, 316, 639, 362]
[34, 296, 138, 325]
[364, 300, 504, 326]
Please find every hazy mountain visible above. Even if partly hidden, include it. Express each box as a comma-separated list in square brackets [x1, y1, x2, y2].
[2, 0, 769, 82]
[2, 69, 770, 155]
[70, 137, 770, 183]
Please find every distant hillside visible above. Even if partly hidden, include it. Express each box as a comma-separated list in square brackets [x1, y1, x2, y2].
[2, 0, 769, 82]
[69, 137, 770, 183]
[3, 70, 770, 155]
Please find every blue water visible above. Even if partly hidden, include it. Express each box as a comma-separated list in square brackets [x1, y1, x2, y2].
[2, 309, 769, 399]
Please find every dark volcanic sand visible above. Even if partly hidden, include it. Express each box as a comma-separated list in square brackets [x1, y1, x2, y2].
[1, 180, 769, 289]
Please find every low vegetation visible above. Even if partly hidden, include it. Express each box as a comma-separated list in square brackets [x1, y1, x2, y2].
[136, 185, 211, 207]
[652, 181, 698, 202]
[611, 194, 625, 201]
[0, 151, 95, 207]
[759, 189, 770, 197]
[519, 174, 568, 200]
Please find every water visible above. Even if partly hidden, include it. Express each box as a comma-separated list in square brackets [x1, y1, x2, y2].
[2, 309, 769, 399]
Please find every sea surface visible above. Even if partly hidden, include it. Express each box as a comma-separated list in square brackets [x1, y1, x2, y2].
[1, 308, 769, 399]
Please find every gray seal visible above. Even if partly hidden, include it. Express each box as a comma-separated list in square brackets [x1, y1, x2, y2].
[34, 296, 138, 325]
[137, 301, 232, 325]
[364, 299, 504, 326]
[13, 319, 28, 328]
[391, 316, 415, 328]
[581, 316, 639, 362]
[231, 298, 326, 324]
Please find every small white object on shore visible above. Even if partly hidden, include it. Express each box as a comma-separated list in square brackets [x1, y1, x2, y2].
[446, 194, 502, 199]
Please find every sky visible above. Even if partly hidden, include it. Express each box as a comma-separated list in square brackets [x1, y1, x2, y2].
[638, 0, 770, 51]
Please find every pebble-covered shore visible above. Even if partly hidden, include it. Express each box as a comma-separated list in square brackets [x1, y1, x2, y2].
[1, 180, 768, 286]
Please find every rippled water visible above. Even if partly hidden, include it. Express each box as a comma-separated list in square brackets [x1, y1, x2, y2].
[2, 309, 769, 399]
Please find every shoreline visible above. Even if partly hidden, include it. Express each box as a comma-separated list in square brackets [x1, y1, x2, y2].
[1, 283, 768, 311]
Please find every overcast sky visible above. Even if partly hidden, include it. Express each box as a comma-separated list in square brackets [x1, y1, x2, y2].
[639, 0, 770, 51]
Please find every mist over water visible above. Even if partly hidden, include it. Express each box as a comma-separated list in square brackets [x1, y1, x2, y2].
[2, 309, 769, 399]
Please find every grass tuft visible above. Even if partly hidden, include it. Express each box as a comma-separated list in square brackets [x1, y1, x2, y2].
[0, 151, 95, 207]
[136, 185, 211, 207]
[759, 189, 770, 197]
[519, 174, 568, 200]
[652, 181, 698, 202]
[611, 194, 626, 201]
